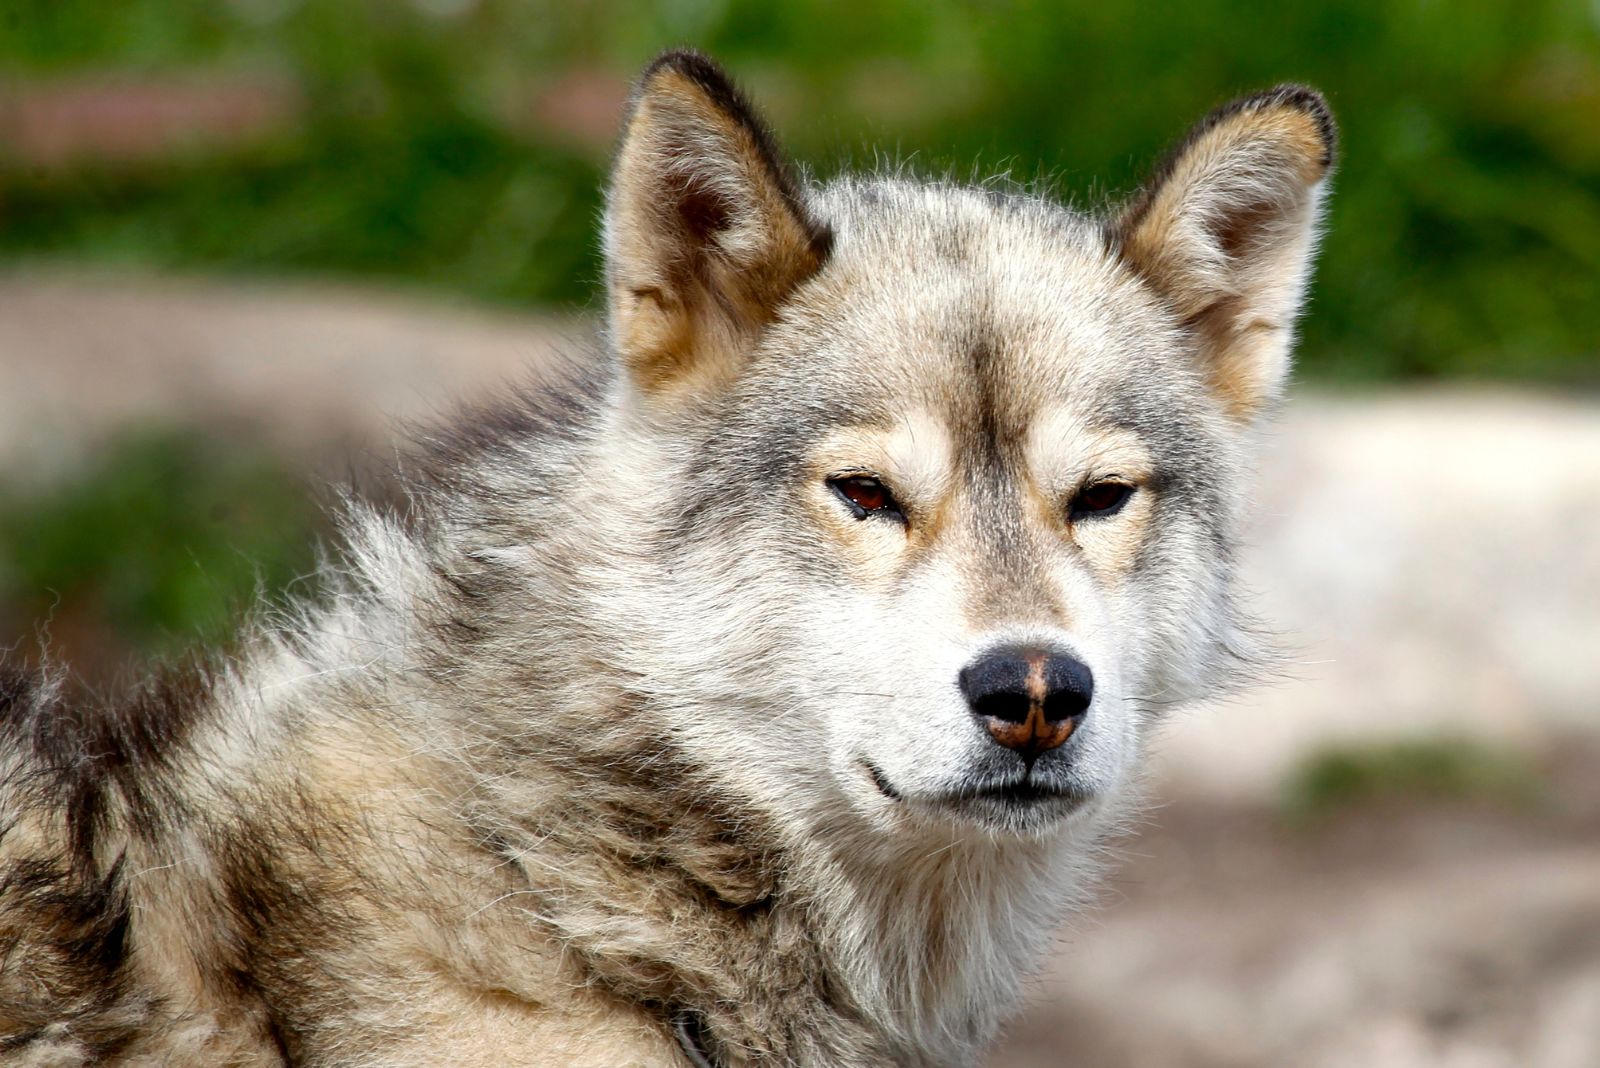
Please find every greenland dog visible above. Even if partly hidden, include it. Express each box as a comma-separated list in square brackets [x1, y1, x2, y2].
[0, 51, 1334, 1067]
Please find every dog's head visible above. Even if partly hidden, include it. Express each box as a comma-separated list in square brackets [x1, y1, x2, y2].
[602, 52, 1333, 838]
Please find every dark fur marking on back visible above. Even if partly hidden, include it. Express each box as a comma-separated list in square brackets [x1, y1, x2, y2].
[417, 367, 607, 476]
[1, 658, 227, 1057]
[1, 659, 214, 868]
[0, 852, 144, 1059]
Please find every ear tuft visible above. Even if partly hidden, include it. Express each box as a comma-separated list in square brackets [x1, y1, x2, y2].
[605, 51, 831, 401]
[1198, 84, 1337, 172]
[1114, 85, 1336, 421]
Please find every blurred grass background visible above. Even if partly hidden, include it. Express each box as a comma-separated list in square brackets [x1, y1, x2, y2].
[3, 0, 1597, 381]
[0, 429, 320, 669]
[1280, 736, 1546, 824]
[1, 0, 1596, 672]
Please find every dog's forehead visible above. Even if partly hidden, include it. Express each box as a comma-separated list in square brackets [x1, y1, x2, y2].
[766, 179, 1192, 438]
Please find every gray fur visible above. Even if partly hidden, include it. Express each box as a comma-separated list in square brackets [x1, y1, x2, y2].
[0, 51, 1333, 1067]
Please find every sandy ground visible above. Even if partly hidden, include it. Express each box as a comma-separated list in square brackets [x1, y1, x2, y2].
[3, 271, 1597, 1066]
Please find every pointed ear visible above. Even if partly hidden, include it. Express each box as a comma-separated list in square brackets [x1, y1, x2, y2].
[603, 51, 831, 400]
[1113, 86, 1336, 422]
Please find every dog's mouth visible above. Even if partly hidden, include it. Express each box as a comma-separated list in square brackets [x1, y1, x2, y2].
[935, 779, 1090, 807]
[865, 760, 902, 801]
[863, 760, 1091, 816]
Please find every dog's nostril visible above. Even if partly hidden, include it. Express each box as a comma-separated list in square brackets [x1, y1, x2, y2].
[970, 690, 1032, 725]
[1043, 685, 1091, 724]
[958, 646, 1093, 758]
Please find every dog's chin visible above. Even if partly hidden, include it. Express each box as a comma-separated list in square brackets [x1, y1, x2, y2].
[864, 762, 1096, 836]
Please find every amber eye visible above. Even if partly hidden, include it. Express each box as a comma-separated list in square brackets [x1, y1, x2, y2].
[1069, 481, 1134, 521]
[828, 476, 905, 522]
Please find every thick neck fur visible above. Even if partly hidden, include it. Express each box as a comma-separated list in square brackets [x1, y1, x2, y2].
[445, 705, 1105, 1066]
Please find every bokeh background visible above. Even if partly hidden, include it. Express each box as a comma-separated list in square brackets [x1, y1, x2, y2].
[2, 2, 1597, 1064]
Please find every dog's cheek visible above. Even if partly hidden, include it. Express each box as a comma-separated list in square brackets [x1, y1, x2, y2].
[794, 497, 911, 594]
[1123, 510, 1242, 703]
[1069, 491, 1156, 581]
[817, 576, 974, 779]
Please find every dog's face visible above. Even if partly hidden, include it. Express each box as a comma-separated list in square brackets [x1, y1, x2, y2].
[715, 203, 1240, 836]
[604, 54, 1332, 837]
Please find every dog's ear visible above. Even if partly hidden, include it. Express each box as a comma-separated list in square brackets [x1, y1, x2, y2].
[604, 51, 830, 401]
[1113, 86, 1335, 422]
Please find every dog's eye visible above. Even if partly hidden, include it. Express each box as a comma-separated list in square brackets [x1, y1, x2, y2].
[829, 476, 904, 522]
[1069, 481, 1134, 521]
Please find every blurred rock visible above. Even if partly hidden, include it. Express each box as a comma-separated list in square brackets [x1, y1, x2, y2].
[1157, 391, 1600, 800]
[0, 270, 587, 480]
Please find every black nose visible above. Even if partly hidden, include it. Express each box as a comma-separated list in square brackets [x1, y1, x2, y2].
[958, 646, 1093, 759]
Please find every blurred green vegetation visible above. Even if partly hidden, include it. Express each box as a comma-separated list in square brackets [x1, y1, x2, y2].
[1, 0, 1597, 383]
[0, 431, 320, 669]
[1281, 736, 1545, 822]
